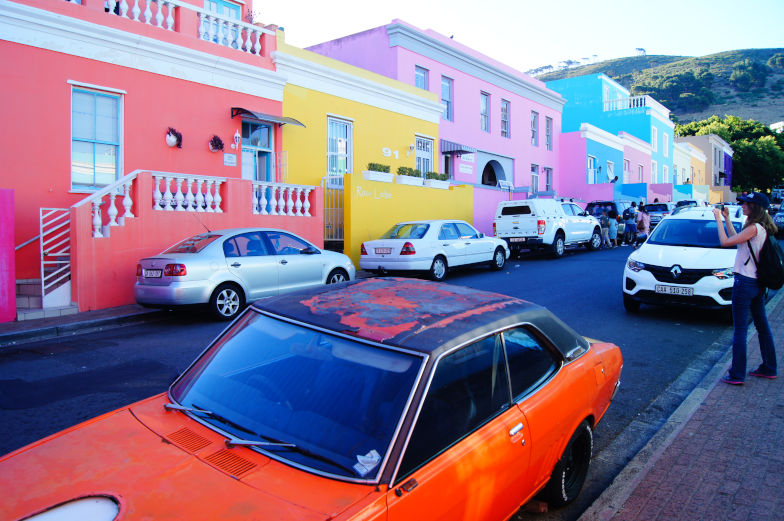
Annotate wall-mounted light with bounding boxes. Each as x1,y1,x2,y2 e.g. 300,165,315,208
231,129,241,150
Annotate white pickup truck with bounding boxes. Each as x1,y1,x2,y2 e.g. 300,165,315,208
493,199,602,258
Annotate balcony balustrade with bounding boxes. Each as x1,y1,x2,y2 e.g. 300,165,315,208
603,95,670,118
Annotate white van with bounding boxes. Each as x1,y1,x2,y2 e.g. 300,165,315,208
493,199,602,258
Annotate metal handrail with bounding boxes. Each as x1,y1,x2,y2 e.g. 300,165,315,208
15,235,40,251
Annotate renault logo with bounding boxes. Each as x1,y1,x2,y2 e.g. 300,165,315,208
670,265,682,278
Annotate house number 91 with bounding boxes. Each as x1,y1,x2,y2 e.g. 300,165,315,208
382,147,399,159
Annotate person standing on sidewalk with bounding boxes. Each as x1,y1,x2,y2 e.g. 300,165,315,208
713,192,779,385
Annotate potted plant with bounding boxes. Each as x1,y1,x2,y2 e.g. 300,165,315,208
208,135,224,153
165,127,182,148
395,166,424,186
362,162,394,182
424,171,450,189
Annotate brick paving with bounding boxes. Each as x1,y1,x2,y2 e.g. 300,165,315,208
604,292,784,521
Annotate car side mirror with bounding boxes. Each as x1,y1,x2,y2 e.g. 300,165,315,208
477,232,485,238
301,246,320,255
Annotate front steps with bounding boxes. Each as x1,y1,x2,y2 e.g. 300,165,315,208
15,279,78,321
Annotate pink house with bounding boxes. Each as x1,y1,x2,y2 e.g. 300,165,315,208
1,0,321,320
307,20,565,235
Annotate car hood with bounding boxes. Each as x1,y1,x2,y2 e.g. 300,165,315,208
631,243,736,269
0,395,377,521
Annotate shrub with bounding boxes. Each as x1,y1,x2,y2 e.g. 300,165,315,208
425,171,449,181
367,162,390,173
397,167,422,177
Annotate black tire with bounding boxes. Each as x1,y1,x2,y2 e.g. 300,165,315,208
587,227,602,251
490,247,506,271
209,283,245,320
429,256,448,281
326,268,349,284
540,421,593,507
551,232,566,258
623,293,641,312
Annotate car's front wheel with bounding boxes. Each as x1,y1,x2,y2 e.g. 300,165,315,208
429,256,448,281
326,268,349,284
490,247,506,271
209,283,245,320
587,228,602,250
540,421,593,507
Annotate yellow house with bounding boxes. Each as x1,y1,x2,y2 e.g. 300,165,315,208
274,32,473,263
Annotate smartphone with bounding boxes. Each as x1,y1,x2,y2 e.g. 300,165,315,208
714,203,724,210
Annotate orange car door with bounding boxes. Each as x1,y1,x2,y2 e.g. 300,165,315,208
387,336,532,521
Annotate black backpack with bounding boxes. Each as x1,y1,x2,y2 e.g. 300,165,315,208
622,207,632,220
748,233,784,290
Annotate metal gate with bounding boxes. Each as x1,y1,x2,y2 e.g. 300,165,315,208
321,175,344,243
40,208,72,308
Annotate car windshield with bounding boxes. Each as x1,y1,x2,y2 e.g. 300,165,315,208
164,233,221,253
648,219,742,248
170,311,423,481
585,202,613,217
381,223,430,239
644,204,670,213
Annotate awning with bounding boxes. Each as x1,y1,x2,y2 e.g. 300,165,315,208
440,139,476,155
231,107,305,127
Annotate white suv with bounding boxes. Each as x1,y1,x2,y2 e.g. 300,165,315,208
622,206,745,313
494,199,601,258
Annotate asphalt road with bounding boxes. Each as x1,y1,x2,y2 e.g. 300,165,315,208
0,245,737,520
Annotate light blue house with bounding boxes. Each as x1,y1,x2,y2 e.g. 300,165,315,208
547,74,676,202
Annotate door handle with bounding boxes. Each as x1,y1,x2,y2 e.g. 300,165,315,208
279,259,288,265
509,423,524,437
231,262,241,267
394,478,418,496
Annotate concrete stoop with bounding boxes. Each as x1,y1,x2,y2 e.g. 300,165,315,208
15,279,79,321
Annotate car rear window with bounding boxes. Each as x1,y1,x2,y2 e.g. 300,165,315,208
585,202,614,217
500,205,531,216
644,204,670,212
164,233,221,253
381,223,430,239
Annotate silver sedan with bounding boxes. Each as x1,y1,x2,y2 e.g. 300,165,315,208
134,228,356,319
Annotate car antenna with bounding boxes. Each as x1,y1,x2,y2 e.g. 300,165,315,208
191,211,211,233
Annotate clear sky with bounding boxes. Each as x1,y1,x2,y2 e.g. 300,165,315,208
253,0,784,74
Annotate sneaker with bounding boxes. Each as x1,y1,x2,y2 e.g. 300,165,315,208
721,375,744,385
749,369,777,379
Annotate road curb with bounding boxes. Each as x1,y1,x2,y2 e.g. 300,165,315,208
0,310,163,348
579,289,784,521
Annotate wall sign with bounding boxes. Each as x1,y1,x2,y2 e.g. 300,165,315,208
459,163,473,174
356,185,392,200
223,153,237,167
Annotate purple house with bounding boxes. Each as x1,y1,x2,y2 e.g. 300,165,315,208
307,19,565,234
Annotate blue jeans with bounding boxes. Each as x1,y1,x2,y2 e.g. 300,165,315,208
729,274,777,380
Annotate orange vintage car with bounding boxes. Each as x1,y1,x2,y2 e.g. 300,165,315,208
0,278,622,521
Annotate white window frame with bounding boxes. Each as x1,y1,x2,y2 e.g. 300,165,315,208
663,164,669,183
623,159,631,183
531,164,539,193
606,161,615,183
441,76,453,121
587,156,597,184
638,164,644,182
415,66,429,90
70,84,123,192
651,126,658,152
415,135,434,174
543,167,553,191
663,133,669,158
651,160,658,183
327,116,353,178
501,99,510,138
531,111,539,146
480,92,490,132
545,116,553,151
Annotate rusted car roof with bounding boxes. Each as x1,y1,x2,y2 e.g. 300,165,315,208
251,278,583,356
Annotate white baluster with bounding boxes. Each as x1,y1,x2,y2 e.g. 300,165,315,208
107,193,119,226
165,1,175,30
302,188,312,216
269,186,278,215
155,1,164,28
294,188,302,216
132,0,141,21
208,15,218,43
185,179,195,211
143,0,152,24
252,186,260,215
174,177,185,211
213,180,223,212
107,0,117,15
205,180,214,213
195,179,205,212
244,26,252,53
119,0,129,18
152,175,162,210
92,202,104,238
259,184,269,215
216,18,224,47
279,187,287,216
253,29,262,55
198,12,209,40
162,176,174,211
123,181,135,218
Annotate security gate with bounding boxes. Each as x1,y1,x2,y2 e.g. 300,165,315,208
40,208,72,308
321,175,344,247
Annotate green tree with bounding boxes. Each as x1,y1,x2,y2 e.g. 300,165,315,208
676,115,784,192
767,53,784,69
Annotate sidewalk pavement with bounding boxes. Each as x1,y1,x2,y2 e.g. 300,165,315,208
582,289,784,521
2,291,782,521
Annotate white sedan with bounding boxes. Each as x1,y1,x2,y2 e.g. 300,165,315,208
360,219,510,281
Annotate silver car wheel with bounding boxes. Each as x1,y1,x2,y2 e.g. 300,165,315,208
327,269,348,284
215,287,240,317
430,256,447,281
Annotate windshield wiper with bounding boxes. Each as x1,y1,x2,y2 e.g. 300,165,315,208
233,433,359,476
165,402,256,436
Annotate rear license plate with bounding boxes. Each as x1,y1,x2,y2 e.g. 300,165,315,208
655,285,693,296
375,248,392,255
509,238,526,243
143,269,162,278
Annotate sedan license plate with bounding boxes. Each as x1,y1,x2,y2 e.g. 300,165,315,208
375,248,392,255
655,285,693,296
143,269,162,278
509,237,526,243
